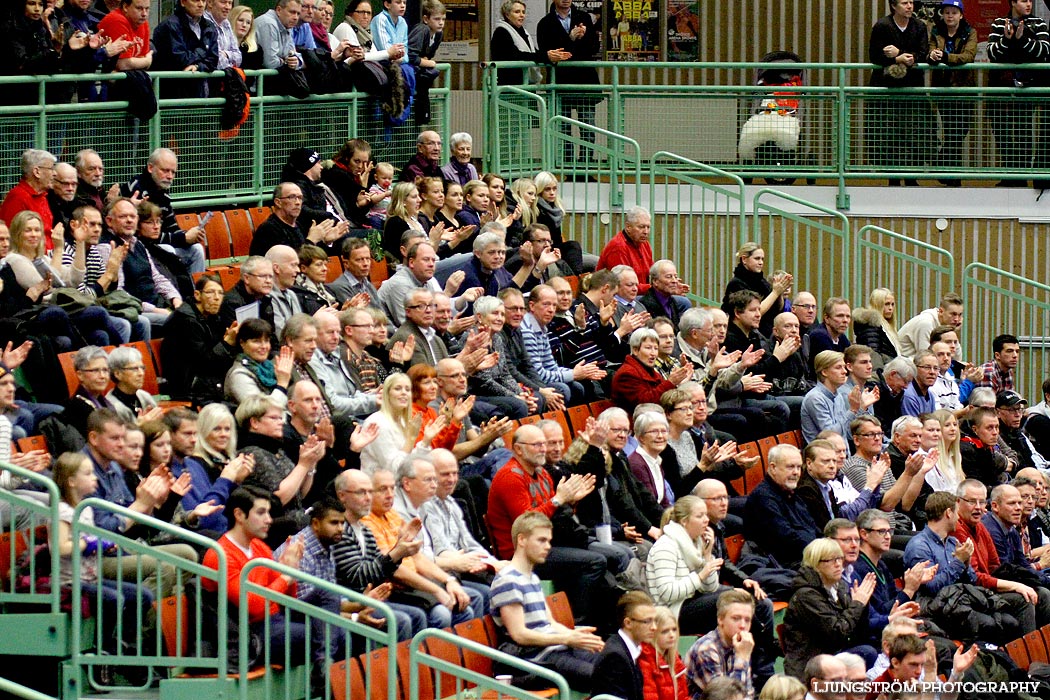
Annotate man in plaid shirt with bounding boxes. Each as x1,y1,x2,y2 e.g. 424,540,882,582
976,333,1019,394
686,589,756,698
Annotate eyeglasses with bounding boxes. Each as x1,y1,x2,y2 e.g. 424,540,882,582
245,271,275,280
353,8,372,14
278,194,304,201
412,476,438,484
819,556,845,564
347,323,372,328
342,488,374,496
608,427,630,435
794,303,816,309
857,431,883,439
79,367,109,374
703,495,729,502
835,537,861,545
504,305,526,312
915,364,939,371
517,441,547,448
862,527,893,536
437,372,467,379
118,365,145,372
407,303,437,310
1001,406,1025,413
957,497,985,507
629,617,657,626
643,429,669,436
672,405,693,412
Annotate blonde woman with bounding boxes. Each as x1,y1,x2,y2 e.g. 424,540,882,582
853,287,901,365
359,372,446,473
230,6,262,70
924,409,964,493
533,170,583,273
638,605,689,700
380,181,424,260
721,242,791,338
758,674,805,700
510,177,539,229
645,496,722,633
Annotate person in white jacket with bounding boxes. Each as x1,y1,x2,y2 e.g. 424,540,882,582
644,495,722,633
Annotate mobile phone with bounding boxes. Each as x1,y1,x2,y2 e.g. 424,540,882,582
199,211,216,227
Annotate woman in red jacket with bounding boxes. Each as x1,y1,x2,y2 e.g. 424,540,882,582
610,328,693,414
639,606,689,700
407,363,464,451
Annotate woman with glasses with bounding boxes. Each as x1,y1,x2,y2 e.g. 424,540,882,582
612,328,692,416
644,496,722,634
162,274,238,403
782,537,877,678
105,345,158,424
62,345,120,438
628,411,676,508
660,388,742,500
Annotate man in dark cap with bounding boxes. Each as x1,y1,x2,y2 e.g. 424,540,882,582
279,147,349,232
997,390,1037,471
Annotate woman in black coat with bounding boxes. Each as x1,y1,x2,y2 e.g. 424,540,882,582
161,275,237,403
489,0,570,85
721,242,792,338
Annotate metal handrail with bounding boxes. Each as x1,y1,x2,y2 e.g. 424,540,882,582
854,225,956,319
0,462,61,611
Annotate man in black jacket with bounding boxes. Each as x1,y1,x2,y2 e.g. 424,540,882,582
218,255,277,333
591,591,654,700
120,148,206,273
248,182,347,257
152,0,219,98
536,0,600,164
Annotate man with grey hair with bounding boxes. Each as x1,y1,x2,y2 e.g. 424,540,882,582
0,149,58,242
219,255,277,331
389,288,449,367
73,148,118,213
120,147,206,273
522,284,605,405
743,443,821,567
597,206,654,293
453,230,517,297
48,163,80,231
309,308,378,423
639,259,690,328
611,264,642,323
791,290,818,336
250,181,347,257
874,355,916,435
393,455,488,616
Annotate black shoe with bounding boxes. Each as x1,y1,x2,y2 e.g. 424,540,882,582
1034,179,1050,190
996,179,1026,188
904,179,919,187
887,179,902,186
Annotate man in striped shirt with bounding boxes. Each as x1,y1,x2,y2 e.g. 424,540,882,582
489,511,603,691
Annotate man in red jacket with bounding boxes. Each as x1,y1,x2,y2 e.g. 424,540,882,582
952,478,1044,633
0,149,57,247
597,207,654,293
202,486,307,664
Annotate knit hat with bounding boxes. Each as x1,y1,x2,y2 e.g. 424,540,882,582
288,148,322,174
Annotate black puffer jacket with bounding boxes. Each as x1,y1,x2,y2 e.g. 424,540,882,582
782,565,869,679
925,582,1021,645
851,307,898,365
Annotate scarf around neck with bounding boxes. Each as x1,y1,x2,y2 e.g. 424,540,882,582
495,20,537,54
662,520,706,571
240,353,277,390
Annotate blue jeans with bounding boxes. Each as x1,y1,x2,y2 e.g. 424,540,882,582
161,242,206,275
10,400,63,439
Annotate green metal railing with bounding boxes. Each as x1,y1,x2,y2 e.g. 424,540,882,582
546,116,642,256
854,226,956,324
0,463,61,611
482,60,1050,207
647,153,747,306
409,628,572,700
751,189,851,307
69,498,229,694
0,66,452,207
0,677,58,700
962,263,1050,402
237,558,398,700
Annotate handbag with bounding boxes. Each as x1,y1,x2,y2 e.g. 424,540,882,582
275,64,311,99
97,290,142,323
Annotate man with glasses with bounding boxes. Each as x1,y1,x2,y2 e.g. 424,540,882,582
592,591,656,700
506,223,570,294
488,424,613,627
389,289,448,366
0,149,58,243
953,479,1048,633
997,390,1037,470
250,182,347,257
219,255,276,333
401,130,443,182
842,416,916,539
853,509,927,643
48,163,80,231
901,350,939,417
498,288,565,412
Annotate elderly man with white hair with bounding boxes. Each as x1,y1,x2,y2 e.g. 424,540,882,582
639,259,691,329
451,229,519,298
0,149,58,243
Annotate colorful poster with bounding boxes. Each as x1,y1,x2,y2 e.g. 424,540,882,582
666,0,698,61
605,0,659,61
579,0,605,57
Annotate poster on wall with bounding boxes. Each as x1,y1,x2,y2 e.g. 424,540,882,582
580,0,605,57
605,0,659,60
434,0,480,61
666,0,699,61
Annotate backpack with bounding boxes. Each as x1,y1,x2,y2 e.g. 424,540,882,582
963,644,1040,700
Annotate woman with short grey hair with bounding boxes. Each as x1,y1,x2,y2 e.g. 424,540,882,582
106,346,158,423
611,328,692,414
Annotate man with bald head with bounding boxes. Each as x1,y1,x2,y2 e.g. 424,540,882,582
390,289,449,366
803,654,848,700
791,291,818,336
267,245,309,334
983,483,1050,593
48,162,80,230
488,423,611,625
282,379,342,503
402,130,443,181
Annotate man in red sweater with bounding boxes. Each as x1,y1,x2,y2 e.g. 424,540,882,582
202,486,307,666
596,207,653,294
952,478,1043,633
0,150,57,247
487,423,619,626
